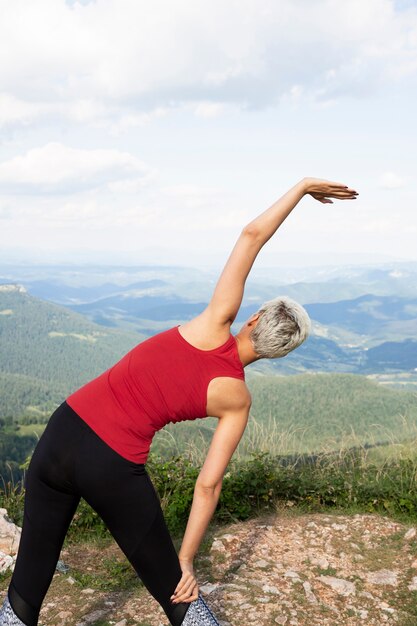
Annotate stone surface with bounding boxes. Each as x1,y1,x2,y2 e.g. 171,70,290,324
317,575,356,596
404,527,416,540
1,511,416,625
366,570,398,586
0,508,21,556
0,551,16,574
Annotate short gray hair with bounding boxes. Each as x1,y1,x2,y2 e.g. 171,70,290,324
249,296,311,359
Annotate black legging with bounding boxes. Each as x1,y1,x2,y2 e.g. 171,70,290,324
7,401,190,626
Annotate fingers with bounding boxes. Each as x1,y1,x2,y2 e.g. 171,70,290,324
321,189,358,197
313,190,358,201
171,574,199,604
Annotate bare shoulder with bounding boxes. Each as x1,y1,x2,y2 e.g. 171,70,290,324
178,308,231,350
206,377,252,417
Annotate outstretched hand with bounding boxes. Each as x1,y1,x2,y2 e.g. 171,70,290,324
303,177,358,204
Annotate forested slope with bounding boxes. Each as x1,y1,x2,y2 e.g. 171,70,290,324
0,285,141,416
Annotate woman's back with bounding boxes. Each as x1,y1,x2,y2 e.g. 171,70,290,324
66,325,245,464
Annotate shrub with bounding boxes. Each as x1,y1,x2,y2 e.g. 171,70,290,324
1,448,417,543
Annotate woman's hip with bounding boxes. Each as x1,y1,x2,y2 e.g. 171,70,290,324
26,401,151,498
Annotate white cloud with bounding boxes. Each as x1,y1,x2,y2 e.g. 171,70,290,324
379,171,406,189
193,102,227,118
0,94,49,129
0,0,416,131
0,142,155,194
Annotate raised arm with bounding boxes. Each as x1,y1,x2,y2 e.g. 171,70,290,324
205,177,358,327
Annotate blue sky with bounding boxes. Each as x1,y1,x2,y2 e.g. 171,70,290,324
0,0,416,268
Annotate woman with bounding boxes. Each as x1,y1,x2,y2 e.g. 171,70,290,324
0,177,358,626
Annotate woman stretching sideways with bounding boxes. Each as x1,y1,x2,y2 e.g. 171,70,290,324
0,177,358,626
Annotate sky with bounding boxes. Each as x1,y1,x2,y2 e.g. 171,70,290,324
0,0,416,269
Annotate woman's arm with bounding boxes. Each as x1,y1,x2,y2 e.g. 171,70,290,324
170,382,251,605
204,177,358,327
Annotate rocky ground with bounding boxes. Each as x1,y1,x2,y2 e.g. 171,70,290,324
2,507,417,625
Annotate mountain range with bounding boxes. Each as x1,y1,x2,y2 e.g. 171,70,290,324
0,261,416,417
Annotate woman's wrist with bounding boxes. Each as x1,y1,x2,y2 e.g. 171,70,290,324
299,177,312,194
178,555,194,564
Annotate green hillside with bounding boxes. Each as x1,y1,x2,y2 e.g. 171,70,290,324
245,372,417,451
0,285,142,416
1,285,417,462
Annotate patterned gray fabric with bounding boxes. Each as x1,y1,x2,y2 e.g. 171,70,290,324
181,592,221,626
0,594,26,626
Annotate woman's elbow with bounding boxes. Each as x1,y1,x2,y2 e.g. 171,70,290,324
241,223,261,240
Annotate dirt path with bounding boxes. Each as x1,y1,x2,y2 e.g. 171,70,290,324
2,510,417,625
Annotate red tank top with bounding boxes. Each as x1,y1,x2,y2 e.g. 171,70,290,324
66,325,245,464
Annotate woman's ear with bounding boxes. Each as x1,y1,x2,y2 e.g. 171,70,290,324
247,312,261,327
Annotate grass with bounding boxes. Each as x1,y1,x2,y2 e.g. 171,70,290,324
152,408,417,468
2,416,417,546
70,555,141,591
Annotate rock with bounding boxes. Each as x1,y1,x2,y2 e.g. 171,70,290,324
310,557,329,569
254,559,269,568
284,570,301,581
81,588,96,594
200,582,218,595
0,508,21,556
211,539,226,552
80,609,109,623
56,610,73,624
306,521,319,529
0,551,16,574
56,559,70,573
220,534,237,543
115,620,127,626
262,584,280,595
303,581,318,604
317,576,356,596
404,527,416,540
366,569,398,586
359,591,375,600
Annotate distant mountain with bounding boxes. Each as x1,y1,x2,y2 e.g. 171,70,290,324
364,340,417,372
1,265,417,420
3,261,417,303
305,294,417,335
70,294,207,324
20,278,168,305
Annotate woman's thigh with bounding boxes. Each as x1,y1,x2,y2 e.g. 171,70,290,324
74,417,190,626
9,402,84,625
10,401,190,626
